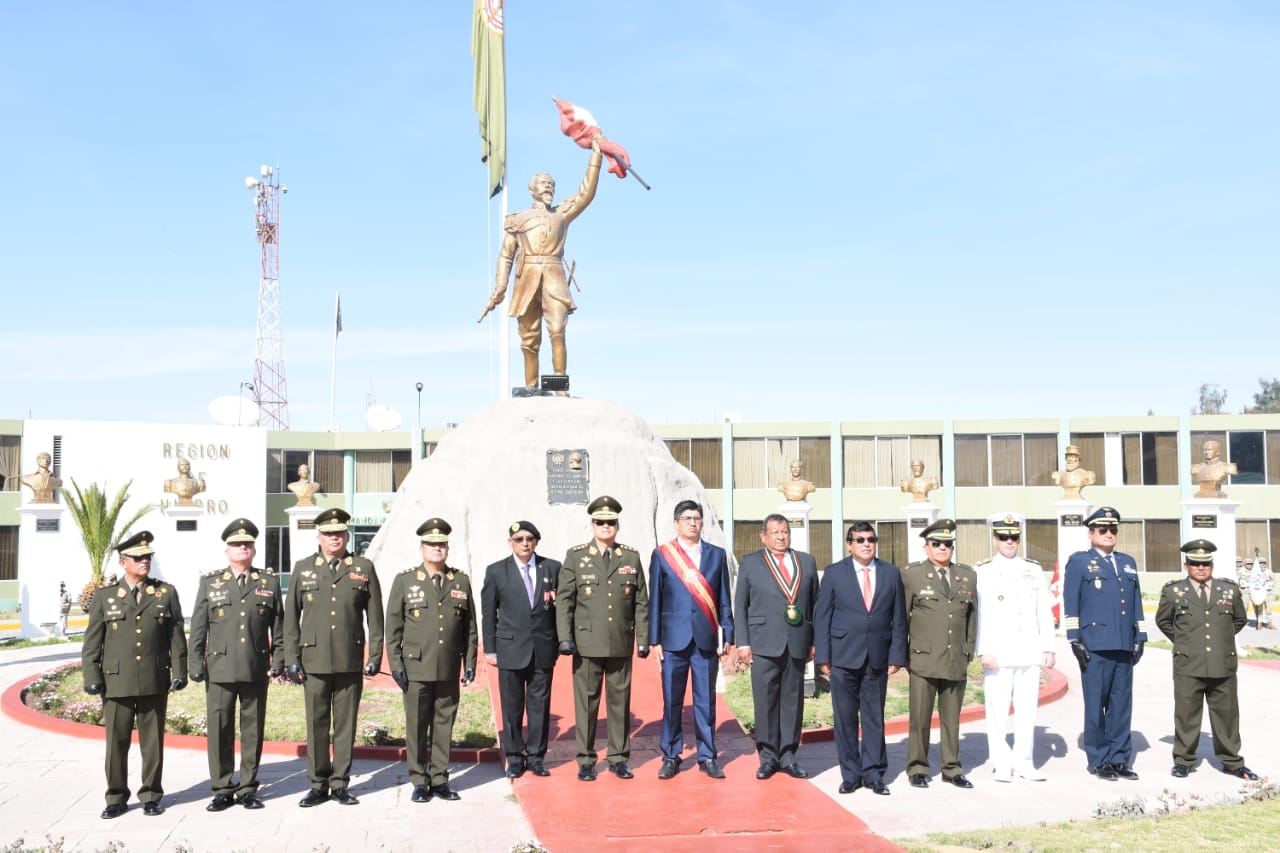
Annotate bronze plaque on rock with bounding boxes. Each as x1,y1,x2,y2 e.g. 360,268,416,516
547,449,590,505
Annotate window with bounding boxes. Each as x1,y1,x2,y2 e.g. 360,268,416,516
843,435,942,488
875,521,908,568
267,449,345,493
1229,432,1265,485
955,434,1057,487
1114,519,1179,572
0,436,19,491
264,526,290,574
664,438,723,488
1120,432,1177,485
955,521,990,566
354,450,412,492
1067,434,1107,486
422,441,437,459
732,437,830,489
0,526,16,580
1025,520,1058,569
809,521,832,570
732,520,763,564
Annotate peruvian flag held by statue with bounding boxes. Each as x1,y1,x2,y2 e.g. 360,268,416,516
1050,561,1063,627
552,97,634,180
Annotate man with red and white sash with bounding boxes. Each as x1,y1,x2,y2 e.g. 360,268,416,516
647,500,735,780
734,513,820,780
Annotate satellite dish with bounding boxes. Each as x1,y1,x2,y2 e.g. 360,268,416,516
365,405,403,431
208,395,261,426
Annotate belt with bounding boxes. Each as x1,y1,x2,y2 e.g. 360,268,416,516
520,255,564,264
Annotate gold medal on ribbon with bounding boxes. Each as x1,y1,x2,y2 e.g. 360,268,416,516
785,604,801,626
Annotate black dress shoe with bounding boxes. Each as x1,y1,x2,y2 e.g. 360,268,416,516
608,762,634,779
870,781,891,795
237,793,265,810
207,794,235,812
943,774,974,789
657,758,680,780
100,803,128,820
838,780,861,794
1110,764,1139,781
909,773,929,788
410,785,432,803
430,784,461,801
578,764,597,781
781,763,808,779
1171,765,1190,778
299,789,329,807
756,762,778,780
142,801,164,816
1089,765,1118,780
528,759,550,777
332,789,359,805
698,759,725,779
1227,766,1259,781
506,760,525,779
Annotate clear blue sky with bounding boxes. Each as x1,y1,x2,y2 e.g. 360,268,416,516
3,2,1277,430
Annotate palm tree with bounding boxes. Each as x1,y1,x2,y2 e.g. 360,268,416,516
61,479,154,610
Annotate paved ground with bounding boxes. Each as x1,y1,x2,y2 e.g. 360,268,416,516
2,620,1276,852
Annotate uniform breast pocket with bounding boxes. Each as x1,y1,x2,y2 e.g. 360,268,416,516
621,584,636,600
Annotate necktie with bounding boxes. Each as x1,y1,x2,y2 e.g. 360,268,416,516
778,552,791,585
938,567,951,597
861,566,873,607
433,574,443,593
237,573,247,592
134,586,142,605
1200,582,1210,605
522,563,536,606
329,557,342,576
1107,555,1119,577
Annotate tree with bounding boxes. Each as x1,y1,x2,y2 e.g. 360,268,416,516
61,479,154,609
1191,383,1228,415
1245,377,1280,414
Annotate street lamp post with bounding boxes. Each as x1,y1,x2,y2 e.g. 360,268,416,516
414,382,424,461
238,382,256,427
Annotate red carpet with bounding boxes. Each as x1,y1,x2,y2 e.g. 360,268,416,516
487,655,903,852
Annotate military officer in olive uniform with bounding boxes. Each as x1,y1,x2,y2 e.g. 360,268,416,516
557,495,650,781
283,508,384,807
901,519,977,789
387,518,478,803
188,519,284,811
1156,540,1257,781
1063,507,1147,781
82,531,188,819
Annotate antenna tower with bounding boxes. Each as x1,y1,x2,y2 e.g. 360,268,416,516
244,164,290,429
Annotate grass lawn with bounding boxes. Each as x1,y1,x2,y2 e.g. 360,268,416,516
724,659,988,733
29,664,497,747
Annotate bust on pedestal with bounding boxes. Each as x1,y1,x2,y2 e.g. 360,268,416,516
20,452,62,504
1052,446,1096,572
1184,441,1241,583
164,459,206,507
287,464,321,506
899,459,940,564
776,459,814,553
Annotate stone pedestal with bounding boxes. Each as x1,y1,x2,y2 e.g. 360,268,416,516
287,505,323,568
1182,498,1241,583
1054,499,1094,572
903,503,940,564
157,505,209,595
16,504,69,638
778,501,812,554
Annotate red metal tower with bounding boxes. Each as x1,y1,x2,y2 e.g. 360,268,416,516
245,165,290,429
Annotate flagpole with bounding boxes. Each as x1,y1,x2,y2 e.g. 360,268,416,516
328,290,340,431
498,183,509,398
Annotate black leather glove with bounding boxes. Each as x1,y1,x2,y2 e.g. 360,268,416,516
191,672,206,683
392,669,410,692
363,661,380,677
558,641,576,656
461,667,475,686
268,664,284,679
287,664,306,685
1132,642,1144,665
636,646,650,659
85,683,104,696
170,678,187,692
1070,642,1090,671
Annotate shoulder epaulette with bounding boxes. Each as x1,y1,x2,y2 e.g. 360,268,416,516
1025,557,1041,566
619,544,637,552
1218,578,1240,587
570,543,590,552
204,568,225,578
973,557,993,568
260,567,277,576
399,566,417,575
1163,577,1183,588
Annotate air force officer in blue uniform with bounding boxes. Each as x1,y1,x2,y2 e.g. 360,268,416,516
647,500,734,780
1063,507,1147,781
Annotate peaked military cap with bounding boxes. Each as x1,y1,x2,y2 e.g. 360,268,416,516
588,495,622,521
991,514,1023,535
222,518,259,543
920,518,957,541
1180,539,1216,564
315,507,351,533
509,520,541,540
1064,445,1082,457
1085,506,1121,526
417,517,452,543
117,530,156,557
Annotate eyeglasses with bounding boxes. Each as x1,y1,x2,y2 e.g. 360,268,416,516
927,540,954,549
510,536,535,544
847,536,878,544
995,534,1021,542
592,519,618,527
1090,525,1119,535
678,516,704,524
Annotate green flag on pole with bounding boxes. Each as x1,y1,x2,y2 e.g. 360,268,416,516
472,0,506,198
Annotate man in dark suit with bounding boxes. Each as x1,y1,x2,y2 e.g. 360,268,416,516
815,522,906,795
481,520,560,779
734,513,820,780
283,508,384,807
387,518,478,803
1063,506,1146,781
188,519,284,811
81,531,187,819
647,500,734,780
